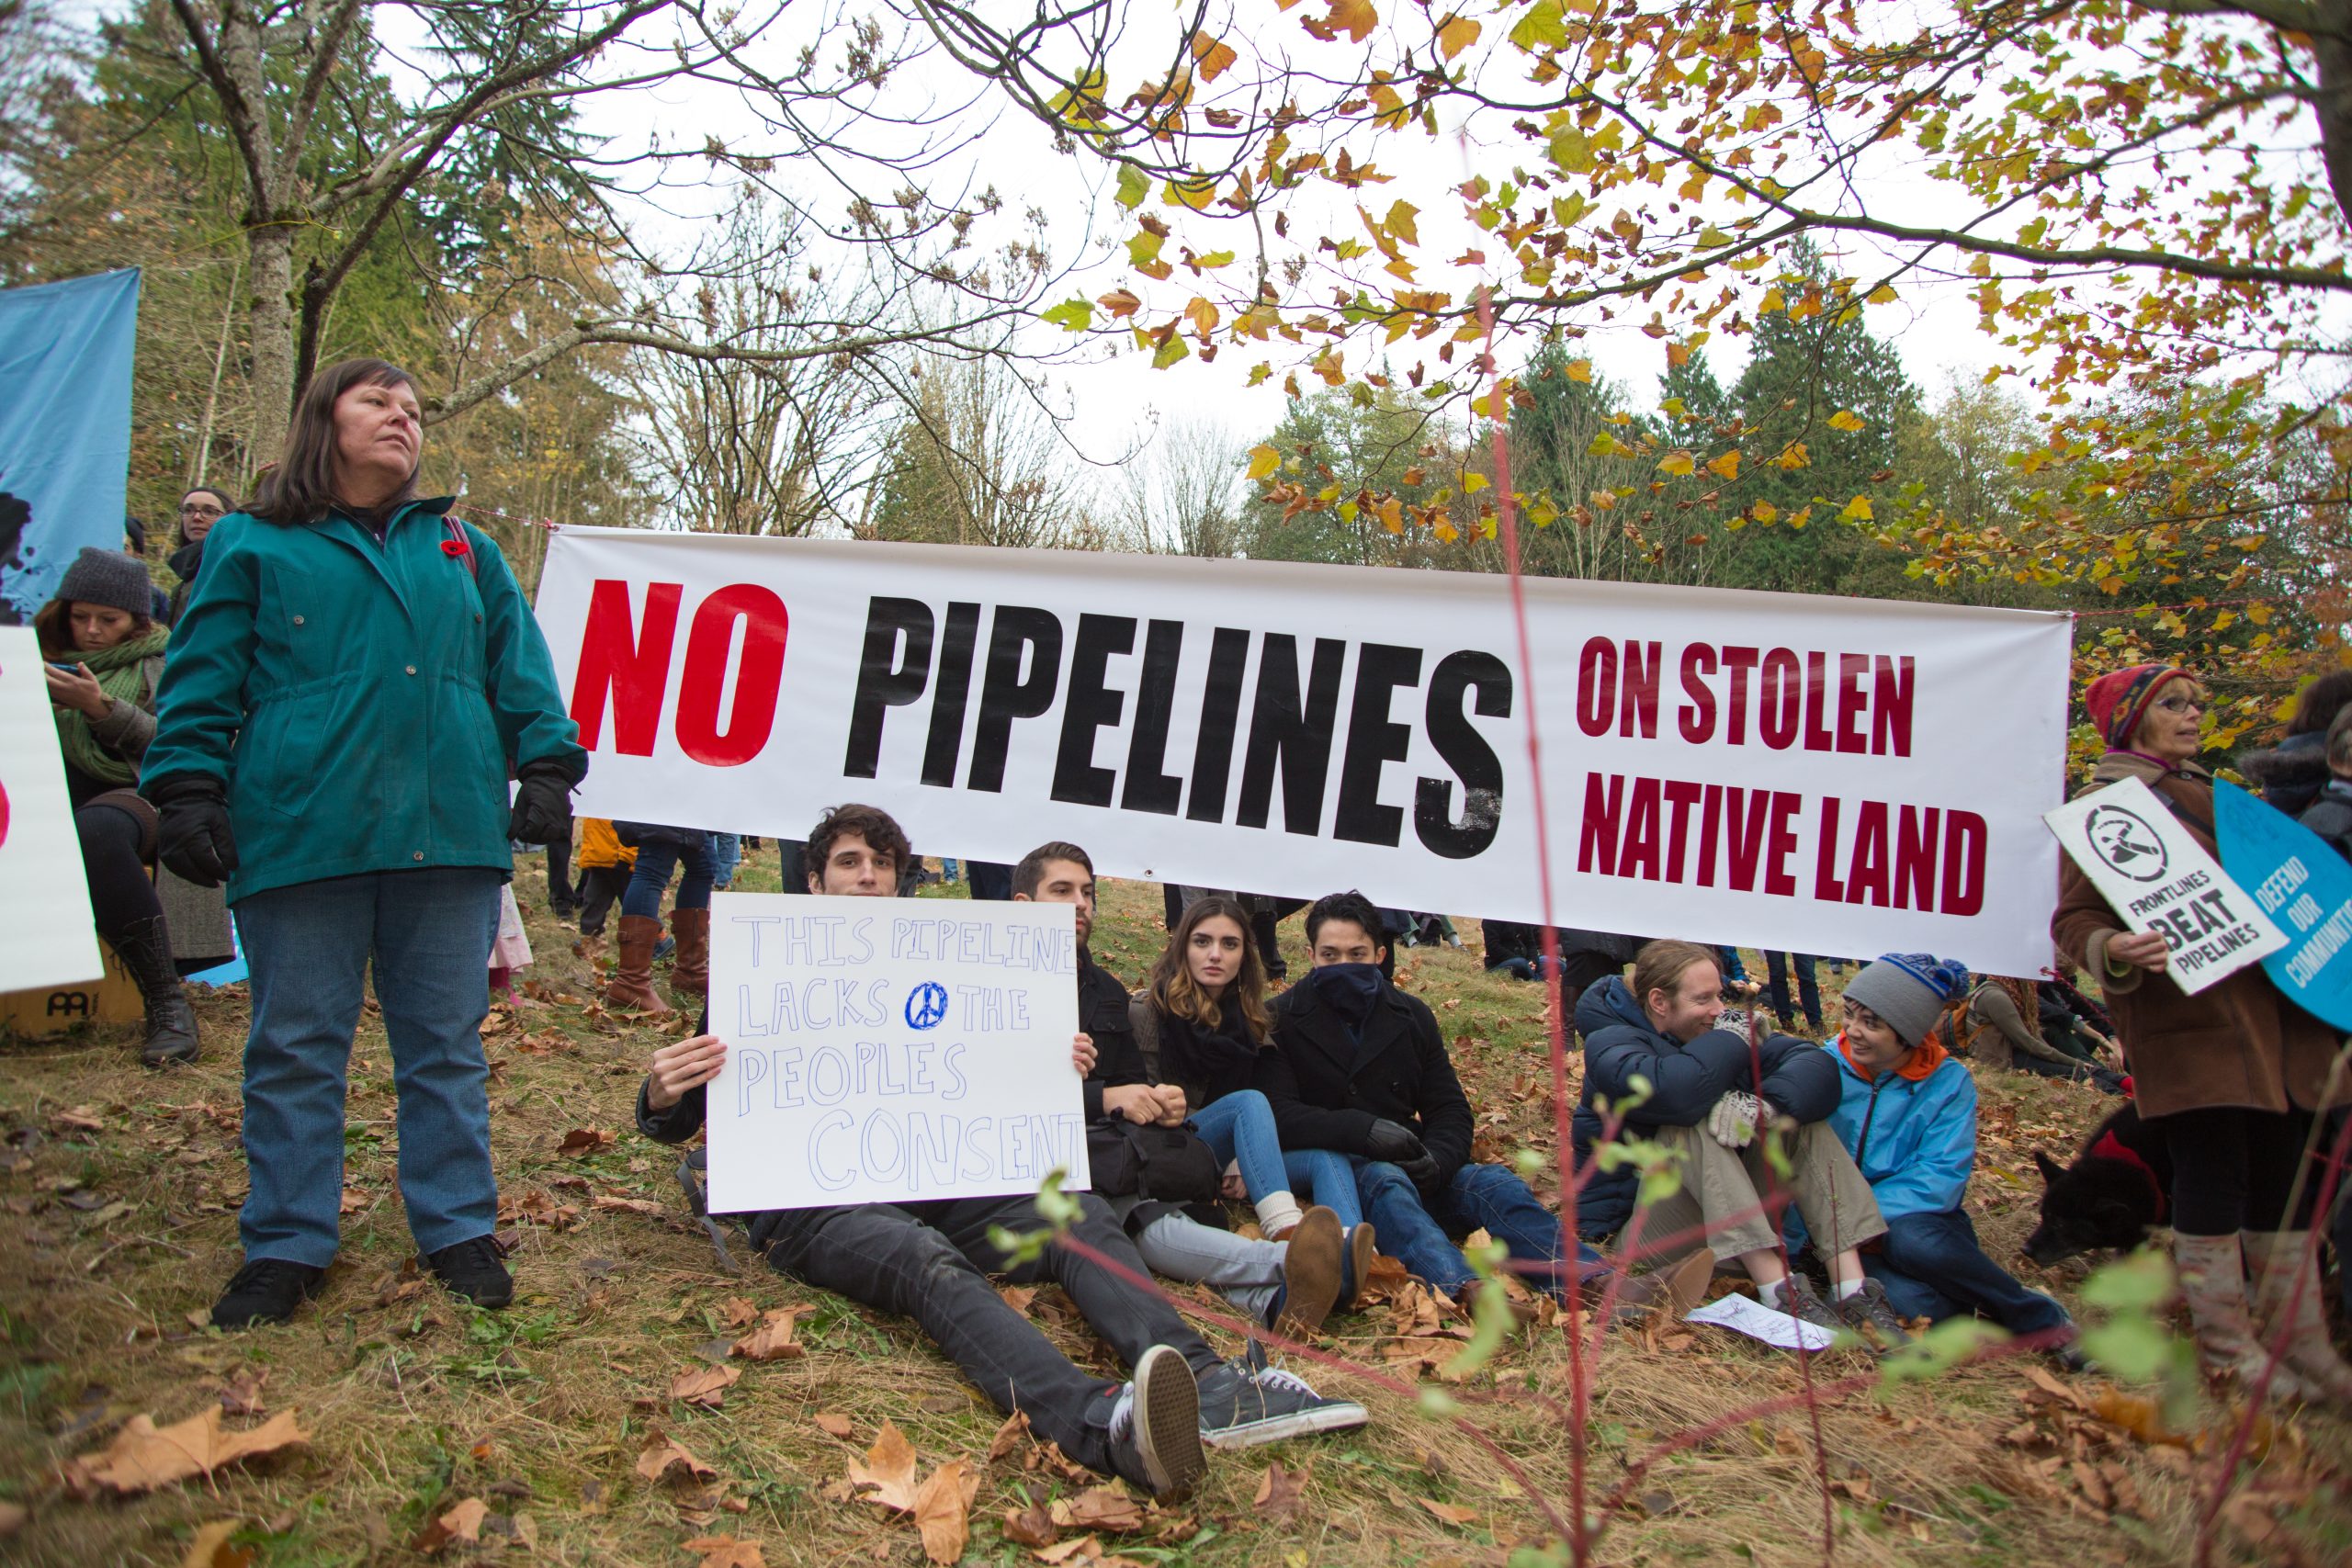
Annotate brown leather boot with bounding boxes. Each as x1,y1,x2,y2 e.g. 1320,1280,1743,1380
605,914,673,1013
2246,1231,2352,1408
669,908,710,1005
2175,1232,2321,1402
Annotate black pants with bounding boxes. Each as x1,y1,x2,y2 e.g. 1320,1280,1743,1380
1767,953,1822,1031
577,866,631,937
967,861,1015,901
544,824,578,912
2157,1104,2317,1236
2009,1051,2128,1095
754,1191,1216,1471
75,801,163,940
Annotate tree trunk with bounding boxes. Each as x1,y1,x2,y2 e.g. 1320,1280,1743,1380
245,220,297,463
2315,2,2352,232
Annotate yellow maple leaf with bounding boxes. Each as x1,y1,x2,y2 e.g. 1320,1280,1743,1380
1247,445,1281,481
1437,15,1481,60
1827,409,1865,433
1566,357,1593,383
1840,494,1873,522
1657,451,1696,476
1189,31,1239,83
1329,0,1378,44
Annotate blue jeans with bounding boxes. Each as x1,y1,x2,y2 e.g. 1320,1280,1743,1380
1865,1209,2068,1337
622,834,716,919
1186,1090,1291,1203
1358,1158,1604,1299
1283,1149,1366,1230
709,832,741,890
233,869,503,1267
1715,946,1747,984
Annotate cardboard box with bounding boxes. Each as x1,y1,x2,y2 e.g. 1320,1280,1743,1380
0,939,143,1036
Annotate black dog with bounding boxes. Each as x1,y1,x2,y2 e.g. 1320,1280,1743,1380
2023,1101,2174,1266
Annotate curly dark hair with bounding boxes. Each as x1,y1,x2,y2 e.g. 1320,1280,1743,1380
803,803,911,889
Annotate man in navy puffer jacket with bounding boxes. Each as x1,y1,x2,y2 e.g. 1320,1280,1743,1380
1574,941,1904,1345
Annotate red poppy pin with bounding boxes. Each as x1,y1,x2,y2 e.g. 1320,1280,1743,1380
441,538,469,558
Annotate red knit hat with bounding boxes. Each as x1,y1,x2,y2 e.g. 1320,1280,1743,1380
2084,664,2192,750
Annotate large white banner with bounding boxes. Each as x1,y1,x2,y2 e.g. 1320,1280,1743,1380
0,626,103,989
536,529,2074,973
703,893,1086,1213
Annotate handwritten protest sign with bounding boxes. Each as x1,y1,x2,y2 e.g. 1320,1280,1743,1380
2213,779,2352,1030
2043,774,2284,995
703,892,1087,1213
0,626,103,992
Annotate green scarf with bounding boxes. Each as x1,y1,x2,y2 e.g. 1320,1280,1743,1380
53,626,170,786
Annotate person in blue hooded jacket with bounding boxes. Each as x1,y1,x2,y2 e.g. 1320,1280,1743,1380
141,359,584,1331
1812,955,2075,1351
1577,940,1904,1345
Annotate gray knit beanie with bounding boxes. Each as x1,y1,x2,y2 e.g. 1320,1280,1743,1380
56,546,153,618
1840,953,1971,1048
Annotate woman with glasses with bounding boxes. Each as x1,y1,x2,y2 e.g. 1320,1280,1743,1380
165,486,235,626
2054,666,2349,1404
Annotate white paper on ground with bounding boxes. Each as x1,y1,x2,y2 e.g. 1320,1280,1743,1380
1687,1291,1839,1351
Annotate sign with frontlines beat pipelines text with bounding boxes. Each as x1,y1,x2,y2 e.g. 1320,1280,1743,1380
533,527,2074,973
2043,774,2286,995
2212,779,2352,1030
702,893,1088,1213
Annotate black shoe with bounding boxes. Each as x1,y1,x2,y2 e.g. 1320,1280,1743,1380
212,1258,326,1328
107,914,199,1066
1195,1358,1369,1450
1105,1345,1205,1497
425,1235,514,1308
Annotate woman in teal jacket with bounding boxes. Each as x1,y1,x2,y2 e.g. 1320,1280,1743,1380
1820,954,2074,1350
141,358,585,1330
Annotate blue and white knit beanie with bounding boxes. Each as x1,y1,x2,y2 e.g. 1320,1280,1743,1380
1841,953,1971,1048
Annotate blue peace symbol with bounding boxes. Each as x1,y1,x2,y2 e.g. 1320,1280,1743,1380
905,981,950,1031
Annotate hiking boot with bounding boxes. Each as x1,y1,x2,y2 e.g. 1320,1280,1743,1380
1770,1275,1849,1341
2245,1231,2352,1408
669,908,711,1005
1834,1277,1915,1353
1195,1358,1369,1449
1105,1345,1205,1497
211,1258,326,1328
107,915,198,1066
1275,1205,1343,1337
425,1235,514,1309
606,914,673,1013
2177,1232,2324,1402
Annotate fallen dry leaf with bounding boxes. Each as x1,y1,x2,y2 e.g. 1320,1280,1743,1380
913,1458,978,1565
413,1497,489,1554
1002,1498,1058,1548
591,1192,663,1215
1415,1496,1478,1526
217,1367,266,1417
814,1411,855,1439
847,1421,922,1512
719,1297,762,1329
988,1410,1033,1461
730,1308,808,1362
635,1430,718,1486
1050,1485,1145,1534
683,1537,768,1568
0,1502,25,1540
58,1406,308,1499
52,1107,106,1133
669,1365,743,1408
178,1520,254,1568
557,1127,616,1157
1252,1460,1307,1527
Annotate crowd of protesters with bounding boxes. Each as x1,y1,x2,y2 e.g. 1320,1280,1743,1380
28,354,2352,1499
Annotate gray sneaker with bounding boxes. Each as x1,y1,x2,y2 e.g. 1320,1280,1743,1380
1774,1275,1850,1341
1105,1345,1205,1496
1196,1359,1370,1450
1835,1277,1914,1353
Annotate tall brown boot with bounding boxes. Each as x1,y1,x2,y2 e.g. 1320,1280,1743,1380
2175,1232,2321,1402
2246,1231,2352,1408
605,914,673,1014
669,908,710,1006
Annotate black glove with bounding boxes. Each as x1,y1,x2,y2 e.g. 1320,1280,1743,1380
508,760,575,846
1364,1118,1428,1164
1398,1152,1444,1192
147,773,238,887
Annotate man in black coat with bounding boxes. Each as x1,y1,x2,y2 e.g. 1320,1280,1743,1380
1263,891,1667,1308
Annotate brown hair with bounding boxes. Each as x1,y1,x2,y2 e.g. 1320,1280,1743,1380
247,358,420,525
2289,670,2352,737
1631,940,1719,1015
34,598,153,658
1148,895,1270,1038
1013,840,1093,897
176,485,239,545
803,803,911,888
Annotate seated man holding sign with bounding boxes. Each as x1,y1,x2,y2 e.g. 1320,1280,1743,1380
637,805,1361,1498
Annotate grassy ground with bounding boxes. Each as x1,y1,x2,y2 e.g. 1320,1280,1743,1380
3,847,2347,1566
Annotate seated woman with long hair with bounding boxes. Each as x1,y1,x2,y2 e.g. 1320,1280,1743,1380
1138,898,1374,1292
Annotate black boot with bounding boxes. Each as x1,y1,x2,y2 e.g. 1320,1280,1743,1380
107,915,198,1066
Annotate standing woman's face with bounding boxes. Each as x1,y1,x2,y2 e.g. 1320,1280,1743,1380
178,491,227,543
332,378,423,503
1186,915,1248,997
2132,684,2208,765
71,604,137,650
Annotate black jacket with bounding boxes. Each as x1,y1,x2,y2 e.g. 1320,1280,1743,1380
1570,976,1840,1235
2243,732,2332,818
1263,976,1476,1185
1077,951,1149,1121
2298,777,2352,866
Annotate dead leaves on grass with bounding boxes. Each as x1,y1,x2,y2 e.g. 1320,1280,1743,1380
636,1430,718,1486
729,1306,809,1361
684,1538,767,1568
831,1420,979,1565
58,1405,307,1499
666,1365,742,1408
1252,1460,1308,1527
556,1127,615,1157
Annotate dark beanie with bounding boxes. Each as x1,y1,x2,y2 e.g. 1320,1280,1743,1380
56,546,154,618
1842,953,1971,1048
2084,664,2191,750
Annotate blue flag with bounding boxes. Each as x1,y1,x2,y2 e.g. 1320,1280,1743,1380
0,269,141,625
2213,778,2352,1032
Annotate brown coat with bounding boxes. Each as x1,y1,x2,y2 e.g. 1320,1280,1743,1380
2052,751,2344,1119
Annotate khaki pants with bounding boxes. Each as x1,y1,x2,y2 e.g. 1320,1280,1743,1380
1626,1122,1885,1267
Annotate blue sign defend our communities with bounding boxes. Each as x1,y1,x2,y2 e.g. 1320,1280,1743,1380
0,269,141,625
2213,779,2352,1032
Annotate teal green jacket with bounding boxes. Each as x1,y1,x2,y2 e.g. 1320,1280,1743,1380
141,498,586,903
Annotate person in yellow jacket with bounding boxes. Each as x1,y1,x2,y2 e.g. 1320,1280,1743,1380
573,818,636,960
